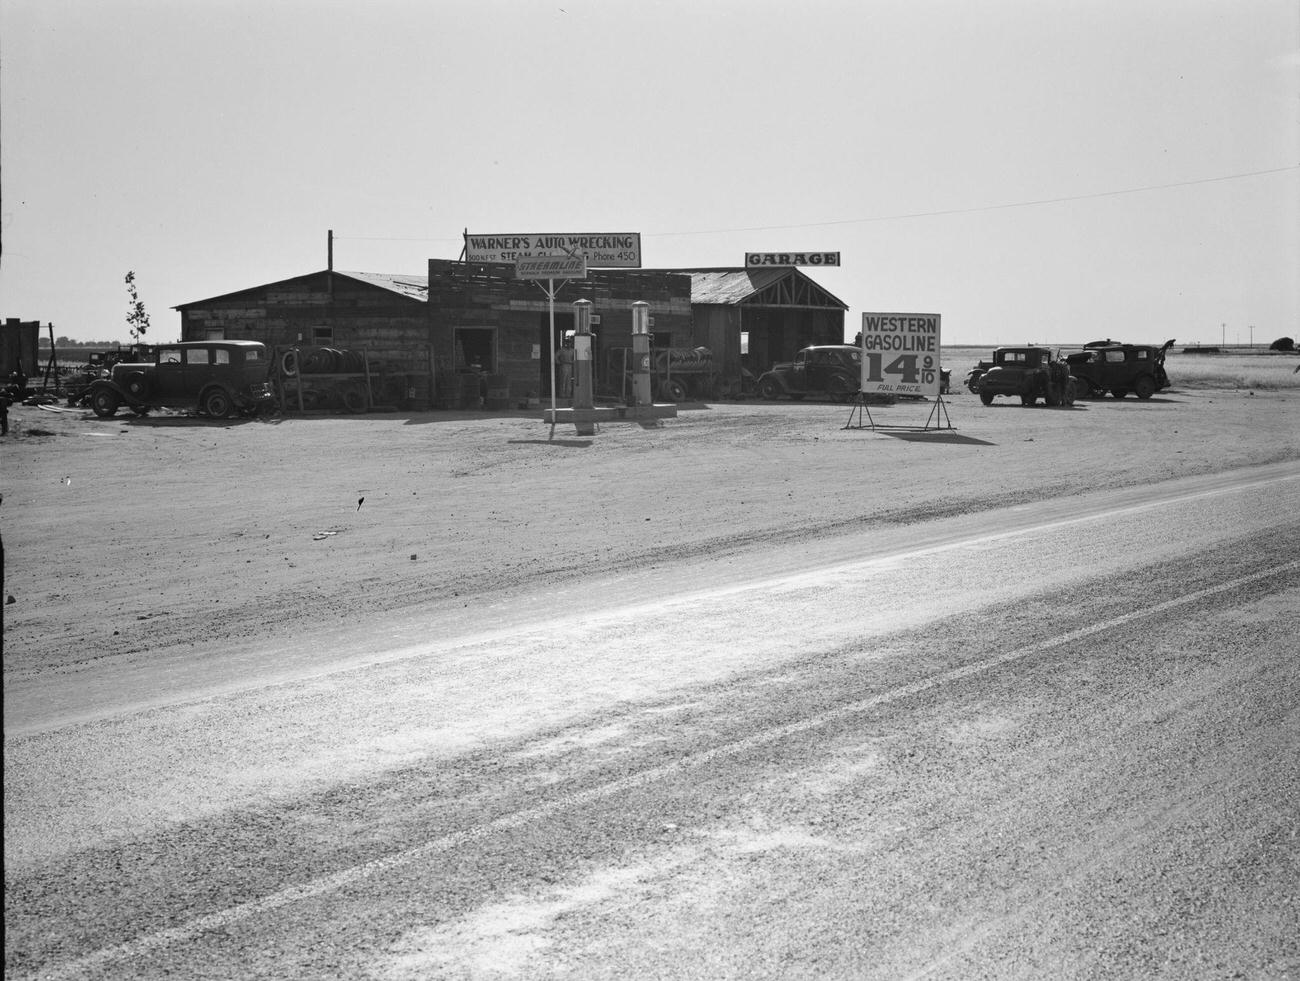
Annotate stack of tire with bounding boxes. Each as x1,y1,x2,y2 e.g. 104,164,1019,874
279,347,370,413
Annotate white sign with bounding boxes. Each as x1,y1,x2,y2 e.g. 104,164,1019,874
515,254,587,280
466,233,641,267
745,252,840,267
859,312,942,398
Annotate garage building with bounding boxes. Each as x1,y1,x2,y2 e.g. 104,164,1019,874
175,260,846,407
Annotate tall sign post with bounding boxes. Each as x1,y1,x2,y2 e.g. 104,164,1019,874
630,301,652,406
511,252,588,422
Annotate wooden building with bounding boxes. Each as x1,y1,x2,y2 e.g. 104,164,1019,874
669,268,848,384
176,270,435,401
174,261,847,407
425,258,693,404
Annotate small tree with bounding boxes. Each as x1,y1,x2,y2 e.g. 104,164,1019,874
1269,336,1295,352
125,270,151,343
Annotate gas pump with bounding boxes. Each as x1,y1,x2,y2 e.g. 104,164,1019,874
631,301,652,407
572,299,594,436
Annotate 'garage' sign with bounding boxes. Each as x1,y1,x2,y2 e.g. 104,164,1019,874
744,252,840,267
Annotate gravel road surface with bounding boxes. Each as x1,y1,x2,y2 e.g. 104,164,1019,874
6,455,1298,980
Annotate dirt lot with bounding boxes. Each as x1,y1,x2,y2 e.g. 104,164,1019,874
5,384,1300,980
3,385,1297,681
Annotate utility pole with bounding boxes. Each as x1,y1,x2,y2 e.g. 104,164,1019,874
1221,322,1225,347
1249,325,1255,348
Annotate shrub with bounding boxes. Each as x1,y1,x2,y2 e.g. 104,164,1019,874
1269,337,1295,352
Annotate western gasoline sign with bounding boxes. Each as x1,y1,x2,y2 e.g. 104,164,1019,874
859,312,942,398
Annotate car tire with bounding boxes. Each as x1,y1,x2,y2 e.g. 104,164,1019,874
758,378,782,401
1134,375,1156,399
91,389,119,418
342,385,368,414
827,375,855,403
1021,394,1036,406
663,379,688,403
203,388,233,419
980,392,995,406
1112,388,1128,399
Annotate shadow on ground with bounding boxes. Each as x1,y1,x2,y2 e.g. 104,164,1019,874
870,430,997,446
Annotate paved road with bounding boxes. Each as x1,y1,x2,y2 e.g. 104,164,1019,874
6,462,1299,979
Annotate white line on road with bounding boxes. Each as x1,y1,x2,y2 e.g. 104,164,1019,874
31,559,1299,981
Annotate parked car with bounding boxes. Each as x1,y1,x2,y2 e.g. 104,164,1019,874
757,345,862,402
64,344,156,407
976,346,1077,407
965,359,993,394
1064,339,1175,399
86,341,276,419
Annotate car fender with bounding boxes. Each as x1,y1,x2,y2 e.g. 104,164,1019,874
86,377,143,406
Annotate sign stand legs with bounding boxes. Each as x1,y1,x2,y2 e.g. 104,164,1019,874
923,394,954,431
842,392,877,431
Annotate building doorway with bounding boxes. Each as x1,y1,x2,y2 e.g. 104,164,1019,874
454,327,496,372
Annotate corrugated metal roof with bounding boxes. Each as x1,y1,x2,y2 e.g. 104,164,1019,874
175,270,430,309
658,267,847,309
337,271,429,302
685,269,786,305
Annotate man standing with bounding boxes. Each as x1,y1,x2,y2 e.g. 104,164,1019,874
556,336,575,402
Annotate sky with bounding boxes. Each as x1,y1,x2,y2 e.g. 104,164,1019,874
2,0,1297,347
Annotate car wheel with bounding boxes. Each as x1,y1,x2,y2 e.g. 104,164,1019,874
827,375,855,403
1021,394,1036,406
1111,388,1128,399
758,378,782,400
203,388,233,419
980,392,995,406
1134,375,1156,399
342,385,368,414
91,389,119,418
663,379,688,403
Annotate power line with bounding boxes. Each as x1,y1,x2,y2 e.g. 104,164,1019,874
650,165,1300,237
329,165,1298,244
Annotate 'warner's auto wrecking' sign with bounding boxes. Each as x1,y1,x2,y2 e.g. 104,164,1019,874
465,233,641,267
745,252,840,267
859,312,942,398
